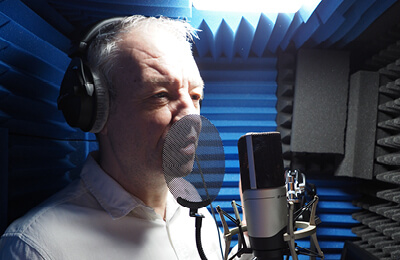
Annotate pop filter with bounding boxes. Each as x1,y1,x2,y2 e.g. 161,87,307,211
162,114,225,209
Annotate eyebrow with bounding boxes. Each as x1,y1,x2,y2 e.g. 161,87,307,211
193,79,205,89
140,78,204,92
191,80,205,99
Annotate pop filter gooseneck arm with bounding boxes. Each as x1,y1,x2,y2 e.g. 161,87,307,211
176,156,211,260
194,154,211,260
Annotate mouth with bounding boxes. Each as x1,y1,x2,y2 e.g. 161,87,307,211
162,115,203,177
181,141,197,156
162,129,198,159
180,127,200,154
162,134,198,178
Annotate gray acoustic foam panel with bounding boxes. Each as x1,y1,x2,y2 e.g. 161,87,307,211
336,71,380,179
291,49,350,154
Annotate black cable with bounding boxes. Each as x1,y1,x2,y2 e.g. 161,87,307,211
209,201,225,260
194,154,224,259
293,196,317,221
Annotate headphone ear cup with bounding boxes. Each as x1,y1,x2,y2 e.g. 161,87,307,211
58,57,109,133
90,70,109,133
58,17,123,133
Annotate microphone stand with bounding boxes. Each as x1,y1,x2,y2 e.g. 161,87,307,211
216,196,324,260
216,201,251,260
283,195,324,260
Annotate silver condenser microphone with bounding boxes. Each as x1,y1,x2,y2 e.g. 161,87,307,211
238,132,287,260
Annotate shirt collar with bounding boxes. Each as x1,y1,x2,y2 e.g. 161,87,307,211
80,152,180,221
80,152,147,220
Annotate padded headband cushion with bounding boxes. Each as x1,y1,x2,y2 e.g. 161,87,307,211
90,69,109,133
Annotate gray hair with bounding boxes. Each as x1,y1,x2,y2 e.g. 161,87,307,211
86,15,199,99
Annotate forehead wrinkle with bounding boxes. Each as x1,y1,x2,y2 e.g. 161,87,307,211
116,29,204,95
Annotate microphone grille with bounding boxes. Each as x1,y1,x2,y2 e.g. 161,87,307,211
238,132,285,190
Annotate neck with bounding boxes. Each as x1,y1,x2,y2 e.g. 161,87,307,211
98,148,169,219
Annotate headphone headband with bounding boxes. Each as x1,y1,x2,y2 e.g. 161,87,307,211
76,17,125,56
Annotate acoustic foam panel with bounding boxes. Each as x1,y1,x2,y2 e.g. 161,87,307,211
0,127,8,235
335,71,380,179
291,49,349,154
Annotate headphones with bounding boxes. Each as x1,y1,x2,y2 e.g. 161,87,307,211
57,17,124,133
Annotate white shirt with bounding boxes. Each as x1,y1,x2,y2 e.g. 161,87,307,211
0,154,224,260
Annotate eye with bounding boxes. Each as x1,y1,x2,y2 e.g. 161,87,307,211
191,94,201,101
153,92,169,99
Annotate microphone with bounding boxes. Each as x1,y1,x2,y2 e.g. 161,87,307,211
237,132,287,260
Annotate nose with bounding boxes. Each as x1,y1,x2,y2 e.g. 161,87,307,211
172,92,199,124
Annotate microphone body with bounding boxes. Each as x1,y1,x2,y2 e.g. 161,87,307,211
238,132,287,260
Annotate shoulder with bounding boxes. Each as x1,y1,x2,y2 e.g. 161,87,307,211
0,179,95,259
0,234,48,260
7,179,88,231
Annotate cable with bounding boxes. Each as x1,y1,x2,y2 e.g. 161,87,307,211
209,200,225,260
196,154,224,259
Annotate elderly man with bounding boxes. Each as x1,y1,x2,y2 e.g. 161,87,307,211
0,15,223,259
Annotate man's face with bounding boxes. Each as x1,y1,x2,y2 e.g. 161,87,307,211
101,26,204,178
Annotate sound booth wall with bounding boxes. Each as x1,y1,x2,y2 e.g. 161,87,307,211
0,0,98,234
1,1,400,259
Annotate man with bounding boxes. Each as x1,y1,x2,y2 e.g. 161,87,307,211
0,15,223,259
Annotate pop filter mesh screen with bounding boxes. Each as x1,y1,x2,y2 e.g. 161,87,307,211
163,114,225,209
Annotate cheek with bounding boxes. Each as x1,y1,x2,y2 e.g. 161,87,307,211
152,111,173,133
108,101,174,147
137,109,173,141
